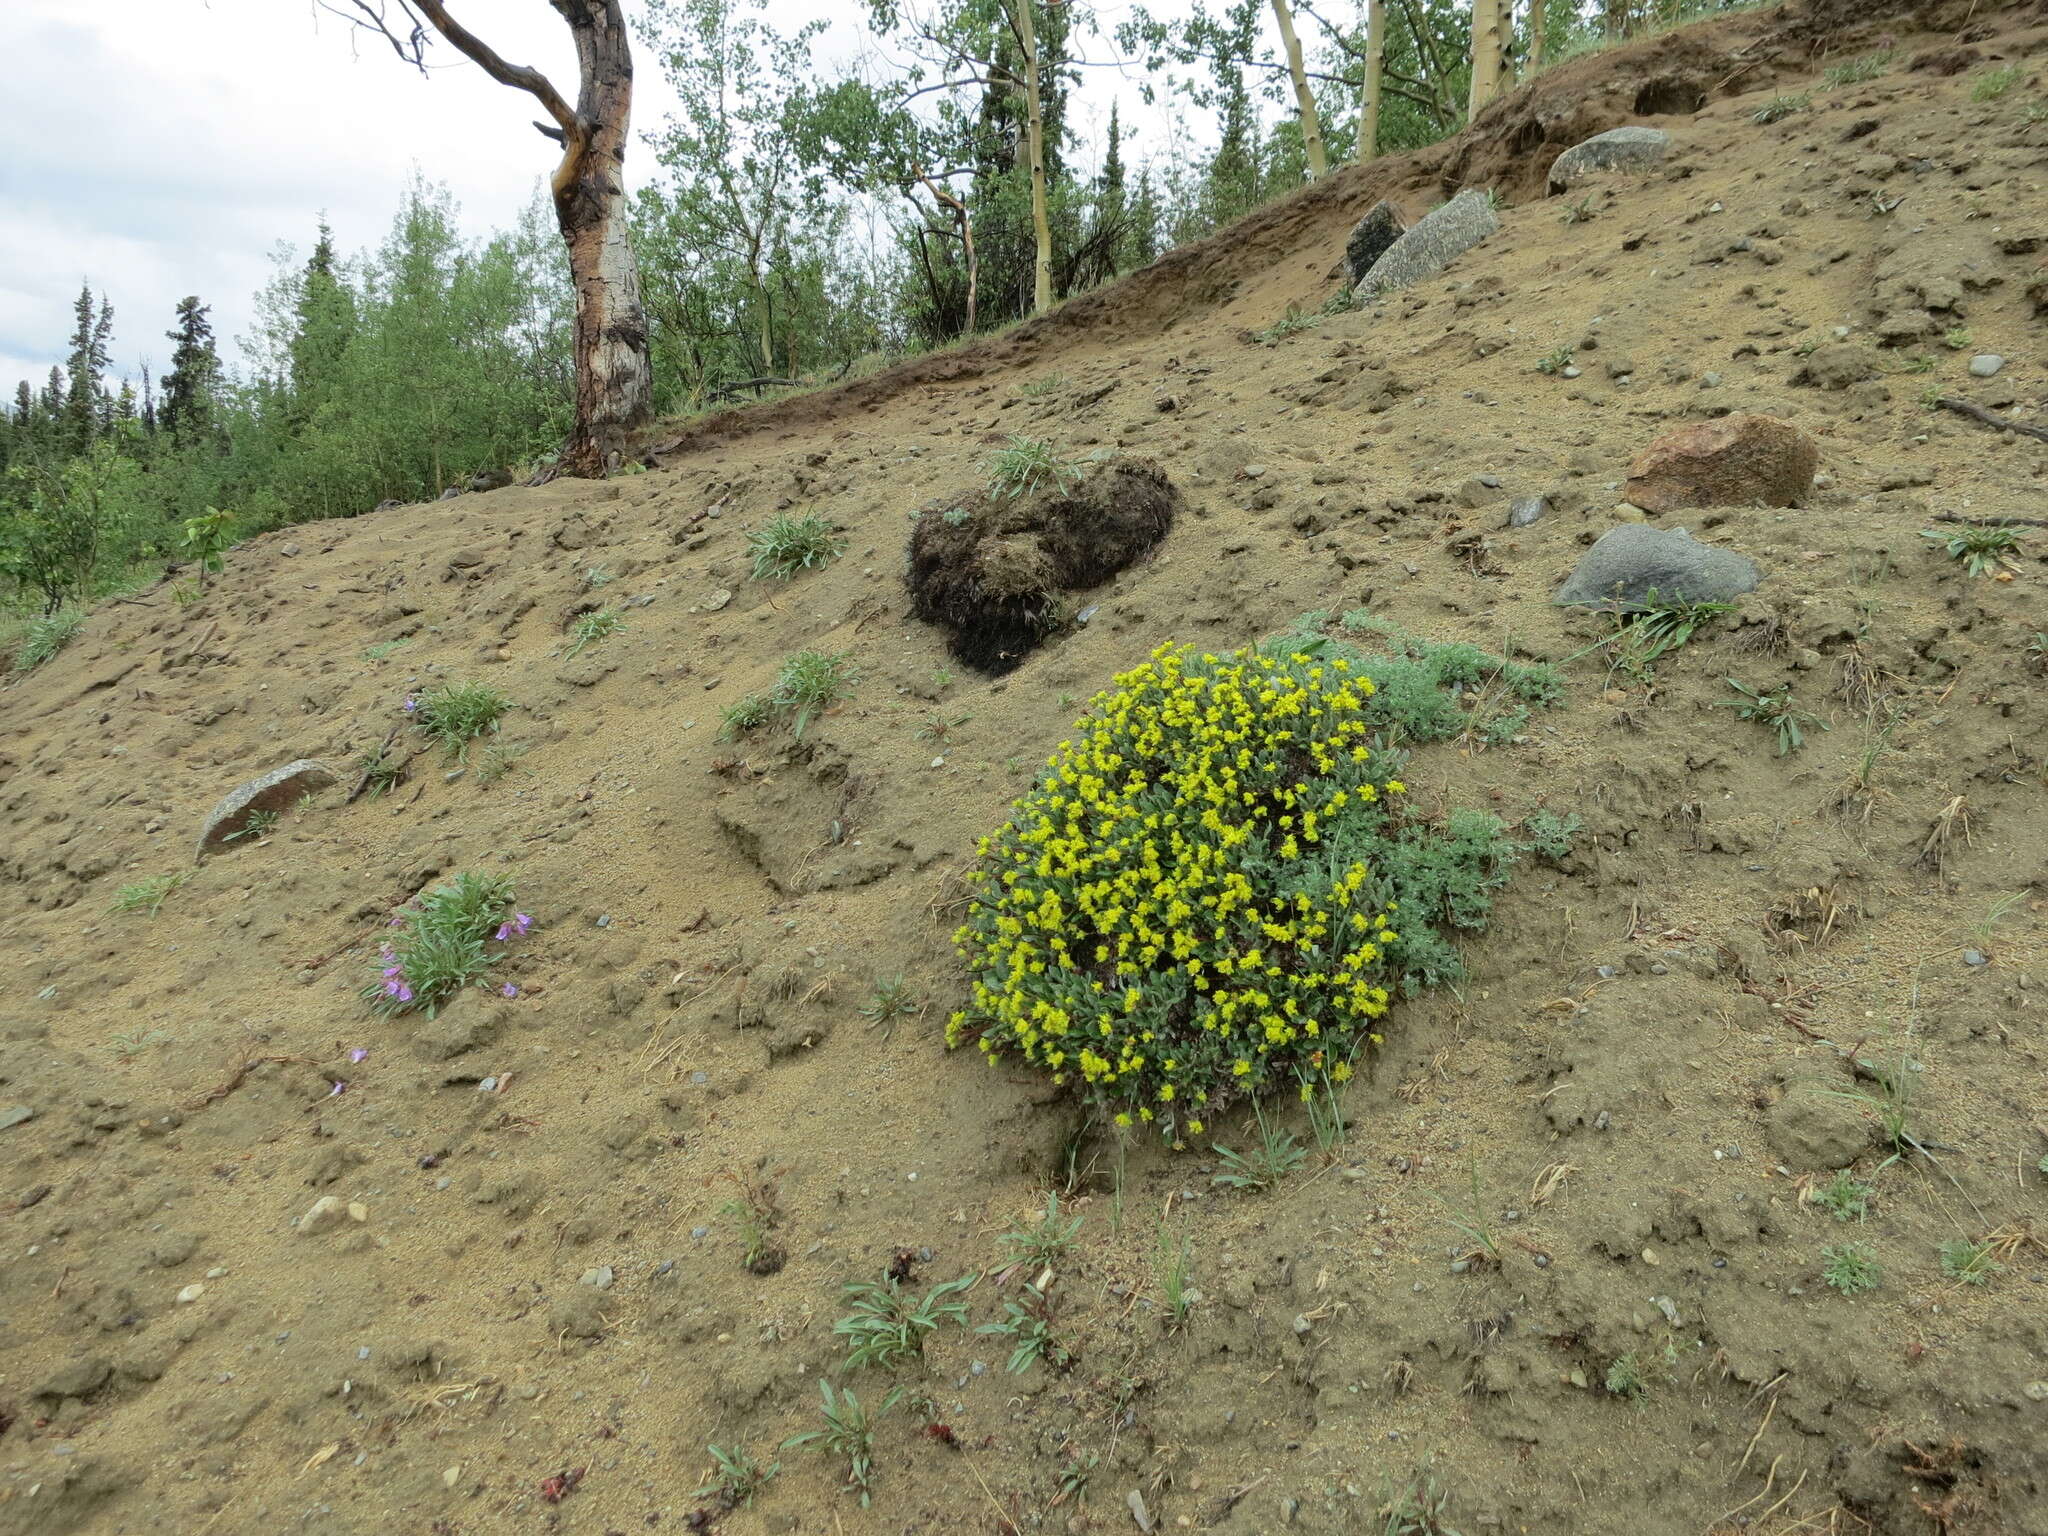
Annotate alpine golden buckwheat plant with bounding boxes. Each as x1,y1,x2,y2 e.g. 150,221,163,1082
951,640,1513,1143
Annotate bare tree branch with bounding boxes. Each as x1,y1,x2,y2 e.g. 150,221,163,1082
321,0,582,142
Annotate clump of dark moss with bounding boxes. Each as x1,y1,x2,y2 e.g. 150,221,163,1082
907,457,1180,675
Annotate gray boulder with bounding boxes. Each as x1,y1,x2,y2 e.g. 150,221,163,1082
1343,200,1406,287
196,759,337,860
1547,127,1672,192
1353,190,1499,302
1553,524,1761,613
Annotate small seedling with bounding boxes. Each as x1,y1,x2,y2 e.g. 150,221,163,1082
1942,327,1974,351
2027,633,2048,674
565,607,625,656
1255,306,1323,344
1377,1457,1458,1534
783,1379,897,1507
1811,1170,1873,1223
718,692,774,740
1301,1063,1352,1157
1535,344,1575,375
361,638,410,661
692,1443,780,1509
1921,524,2019,578
1898,352,1937,374
858,975,922,1032
1821,1243,1881,1295
1819,1049,1924,1169
1939,1238,2001,1287
180,507,235,590
11,611,83,673
1432,1160,1501,1268
747,511,845,581
719,1171,785,1275
1520,810,1582,860
473,740,531,787
773,649,859,739
1971,63,2024,101
1629,594,1733,667
356,744,405,799
1211,1102,1308,1191
1965,890,2027,949
1605,1352,1645,1399
1752,92,1809,123
1560,195,1598,224
998,1191,1083,1266
986,435,1088,500
977,1283,1072,1374
410,680,510,761
1720,680,1825,755
222,808,281,843
582,564,615,589
941,505,973,527
109,1028,174,1060
109,872,188,917
834,1273,977,1370
1822,49,1892,88
1016,374,1067,398
1157,1223,1194,1328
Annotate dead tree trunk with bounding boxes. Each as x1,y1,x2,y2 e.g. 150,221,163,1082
328,0,653,477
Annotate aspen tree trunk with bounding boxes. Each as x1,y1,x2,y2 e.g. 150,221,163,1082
1360,0,1385,161
1467,0,1505,117
1527,0,1547,72
1270,0,1328,179
1013,0,1054,314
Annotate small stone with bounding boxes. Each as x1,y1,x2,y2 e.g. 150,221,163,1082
1242,464,1268,478
1561,365,1583,379
176,1283,205,1304
196,760,339,860
0,1105,33,1132
1963,949,1987,967
1292,1314,1312,1335
580,1266,615,1289
298,1195,349,1236
347,1202,369,1223
477,1078,497,1092
443,1465,463,1488
1968,355,2005,378
703,589,733,611
1641,1248,1660,1266
2024,1381,2048,1402
1555,524,1763,612
1507,495,1548,528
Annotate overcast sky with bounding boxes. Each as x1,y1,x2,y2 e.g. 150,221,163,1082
0,0,1267,398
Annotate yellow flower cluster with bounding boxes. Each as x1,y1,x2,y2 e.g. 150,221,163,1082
949,642,1407,1140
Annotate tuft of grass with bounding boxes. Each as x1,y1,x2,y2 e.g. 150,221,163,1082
582,564,615,589
782,1379,896,1508
1016,374,1067,398
719,1171,785,1276
1971,63,2025,101
11,611,83,673
858,974,922,1033
222,808,281,844
565,607,625,656
1942,326,1973,351
361,637,410,661
1811,1170,1873,1223
1560,195,1598,225
985,434,1089,500
692,1443,780,1510
1535,344,1575,375
1921,524,2018,578
1157,1222,1194,1328
1719,679,1825,755
1212,1102,1308,1192
1377,1457,1459,1534
1255,305,1323,345
1821,48,1892,88
718,692,775,740
356,744,405,799
998,1191,1083,1266
366,871,521,1018
410,680,510,762
1432,1160,1501,1267
109,872,189,917
1938,1238,2002,1287
772,649,859,739
747,511,845,581
1752,92,1809,123
1821,1243,1881,1295
473,740,530,787
834,1273,977,1370
1819,1047,1924,1170
109,1028,174,1061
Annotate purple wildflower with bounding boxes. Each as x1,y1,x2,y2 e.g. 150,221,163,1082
328,1081,347,1097
349,1047,369,1064
402,695,419,713
501,982,520,998
495,912,533,942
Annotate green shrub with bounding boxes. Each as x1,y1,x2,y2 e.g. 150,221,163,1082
948,640,1540,1141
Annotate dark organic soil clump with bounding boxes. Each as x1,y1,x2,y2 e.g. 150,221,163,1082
907,457,1181,674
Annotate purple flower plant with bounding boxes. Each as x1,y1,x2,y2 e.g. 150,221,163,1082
349,1047,369,1064
501,983,520,998
402,694,420,713
495,911,533,943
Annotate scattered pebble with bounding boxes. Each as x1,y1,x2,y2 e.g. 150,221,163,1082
1963,949,1987,967
1967,354,2005,378
176,1283,205,1304
580,1266,615,1289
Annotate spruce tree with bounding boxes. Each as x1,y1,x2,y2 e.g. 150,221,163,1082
63,283,115,457
160,296,220,445
287,220,356,428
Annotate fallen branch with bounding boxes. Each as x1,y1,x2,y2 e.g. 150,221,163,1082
1933,511,2048,529
1935,395,2048,444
